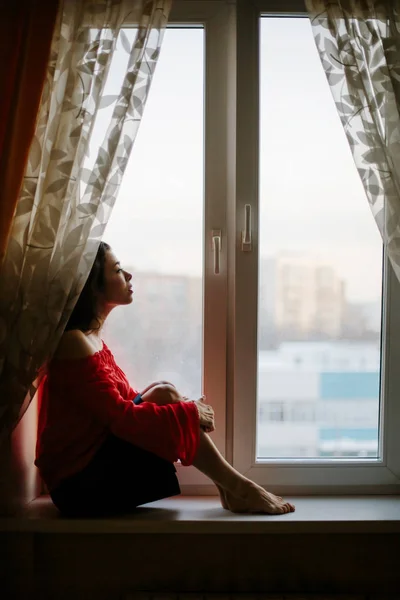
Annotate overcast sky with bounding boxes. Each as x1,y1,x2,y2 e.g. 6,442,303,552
87,18,382,305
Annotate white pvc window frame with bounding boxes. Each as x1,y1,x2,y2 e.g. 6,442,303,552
231,0,400,494
167,0,232,491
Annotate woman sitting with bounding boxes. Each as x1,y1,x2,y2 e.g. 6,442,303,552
35,241,295,517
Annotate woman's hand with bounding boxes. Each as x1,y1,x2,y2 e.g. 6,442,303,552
194,396,215,433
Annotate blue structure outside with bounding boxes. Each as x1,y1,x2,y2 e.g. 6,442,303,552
319,372,380,400
319,428,378,441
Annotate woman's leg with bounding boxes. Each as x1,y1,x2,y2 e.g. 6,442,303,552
141,383,183,405
141,384,294,514
139,381,176,396
141,385,226,505
193,431,295,514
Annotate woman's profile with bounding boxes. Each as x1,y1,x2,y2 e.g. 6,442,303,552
35,241,295,517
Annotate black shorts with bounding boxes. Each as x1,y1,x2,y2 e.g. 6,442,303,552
50,432,181,518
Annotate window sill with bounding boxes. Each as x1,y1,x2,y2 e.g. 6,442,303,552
1,494,400,534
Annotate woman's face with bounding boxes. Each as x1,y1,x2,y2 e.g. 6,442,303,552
99,249,133,308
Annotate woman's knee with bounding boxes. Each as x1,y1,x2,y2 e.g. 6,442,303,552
142,383,180,405
158,380,176,388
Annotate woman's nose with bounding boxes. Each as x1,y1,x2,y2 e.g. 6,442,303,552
125,271,132,281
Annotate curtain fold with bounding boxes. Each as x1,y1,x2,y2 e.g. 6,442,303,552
306,0,400,280
0,0,171,440
0,0,60,264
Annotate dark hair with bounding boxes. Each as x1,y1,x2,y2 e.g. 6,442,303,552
65,241,111,333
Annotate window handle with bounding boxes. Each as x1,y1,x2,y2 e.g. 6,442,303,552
242,204,252,252
212,229,221,275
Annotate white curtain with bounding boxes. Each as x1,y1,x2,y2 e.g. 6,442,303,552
0,0,171,438
306,0,400,280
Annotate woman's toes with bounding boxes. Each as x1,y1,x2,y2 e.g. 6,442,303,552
278,502,289,514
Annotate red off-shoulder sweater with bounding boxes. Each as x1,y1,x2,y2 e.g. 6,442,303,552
35,342,200,490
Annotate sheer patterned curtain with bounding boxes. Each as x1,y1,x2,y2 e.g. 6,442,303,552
0,0,171,438
306,0,400,279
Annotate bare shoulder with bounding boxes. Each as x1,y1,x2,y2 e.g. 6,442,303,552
54,330,99,360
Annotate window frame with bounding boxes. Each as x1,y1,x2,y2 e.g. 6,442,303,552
165,0,233,490
108,0,400,495
231,0,400,494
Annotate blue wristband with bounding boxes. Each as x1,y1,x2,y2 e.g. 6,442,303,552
133,393,143,405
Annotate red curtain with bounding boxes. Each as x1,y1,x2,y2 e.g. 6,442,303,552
0,0,59,264
0,0,60,513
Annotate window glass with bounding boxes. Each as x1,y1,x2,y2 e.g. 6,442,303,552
90,28,205,397
257,17,382,459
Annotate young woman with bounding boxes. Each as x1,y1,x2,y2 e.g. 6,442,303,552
35,242,295,517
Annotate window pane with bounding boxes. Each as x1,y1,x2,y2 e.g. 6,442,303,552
91,28,204,397
257,18,382,459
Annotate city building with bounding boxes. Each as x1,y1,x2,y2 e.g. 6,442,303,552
259,254,346,340
257,341,381,458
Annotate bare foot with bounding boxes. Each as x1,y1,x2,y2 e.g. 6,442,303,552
215,483,229,510
222,489,251,513
228,481,295,515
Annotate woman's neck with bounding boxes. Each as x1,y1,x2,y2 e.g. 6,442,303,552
88,304,113,335
85,330,104,352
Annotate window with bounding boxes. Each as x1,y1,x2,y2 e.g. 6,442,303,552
89,27,204,398
232,0,400,493
93,0,400,494
256,15,382,460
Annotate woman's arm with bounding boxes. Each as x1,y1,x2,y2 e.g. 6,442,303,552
68,371,200,465
142,384,214,433
53,335,201,465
